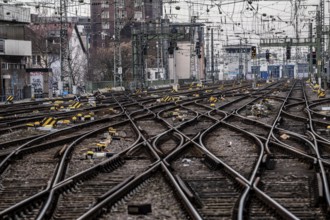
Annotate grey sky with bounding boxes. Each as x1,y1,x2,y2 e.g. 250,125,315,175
163,0,325,45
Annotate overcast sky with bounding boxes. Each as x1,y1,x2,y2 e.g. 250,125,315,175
3,0,90,17
5,0,328,49
163,0,327,44
159,0,329,60
6,0,325,39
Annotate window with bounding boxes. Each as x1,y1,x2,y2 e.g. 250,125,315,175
101,1,109,8
119,0,125,7
134,11,142,20
135,0,142,7
0,40,4,53
101,11,109,19
37,55,41,65
119,10,127,18
1,63,7,69
102,22,109,29
147,72,151,79
32,56,36,65
155,72,160,79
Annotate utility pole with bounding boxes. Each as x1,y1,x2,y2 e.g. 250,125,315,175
316,8,322,86
215,51,219,80
60,0,69,94
295,0,299,79
309,23,313,81
252,47,256,88
206,27,210,79
162,19,169,80
244,38,248,80
320,0,325,88
283,48,286,78
114,0,123,87
190,16,196,80
239,39,243,80
211,28,214,83
328,10,330,88
156,19,161,80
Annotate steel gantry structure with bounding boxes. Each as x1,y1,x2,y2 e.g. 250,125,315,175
260,0,330,89
132,22,204,89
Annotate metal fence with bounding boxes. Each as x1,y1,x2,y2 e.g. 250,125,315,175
85,80,177,92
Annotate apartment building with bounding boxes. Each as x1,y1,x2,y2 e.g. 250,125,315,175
0,4,31,101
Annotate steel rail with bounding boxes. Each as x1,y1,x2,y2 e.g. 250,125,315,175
302,84,330,213
35,96,154,218
0,118,134,218
0,113,125,174
252,177,300,220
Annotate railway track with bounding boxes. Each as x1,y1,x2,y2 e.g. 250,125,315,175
168,144,244,219
53,147,153,219
1,80,330,219
0,116,129,212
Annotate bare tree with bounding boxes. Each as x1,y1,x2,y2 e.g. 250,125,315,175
25,24,60,68
88,47,114,81
88,41,133,82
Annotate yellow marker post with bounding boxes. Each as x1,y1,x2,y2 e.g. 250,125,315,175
86,151,94,159
5,95,14,104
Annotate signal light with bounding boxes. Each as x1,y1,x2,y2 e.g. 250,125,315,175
251,46,256,59
286,46,291,60
266,49,270,62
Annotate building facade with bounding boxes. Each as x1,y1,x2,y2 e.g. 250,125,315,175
0,4,31,101
27,16,88,97
90,0,162,50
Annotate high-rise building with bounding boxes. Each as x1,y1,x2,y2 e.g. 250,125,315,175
90,0,162,50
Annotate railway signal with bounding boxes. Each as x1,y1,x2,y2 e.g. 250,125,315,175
251,46,256,59
266,49,270,62
286,46,291,60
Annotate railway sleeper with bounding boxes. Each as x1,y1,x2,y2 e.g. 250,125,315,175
201,154,222,170
100,157,125,173
246,193,279,219
96,175,135,204
311,172,324,208
220,169,246,192
56,183,73,195
261,154,276,170
254,189,295,219
97,172,155,218
77,169,99,183
271,143,316,165
1,200,43,220
241,118,259,126
175,174,203,209
233,190,249,219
